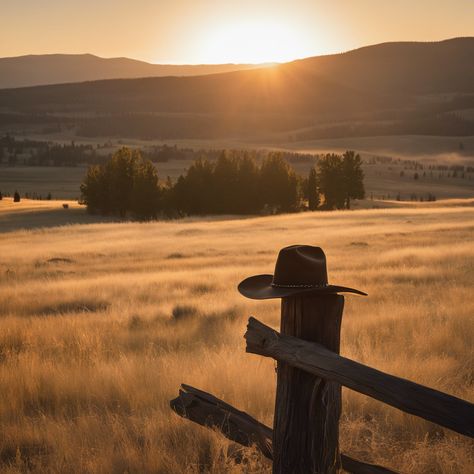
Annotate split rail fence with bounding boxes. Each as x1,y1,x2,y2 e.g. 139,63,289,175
170,294,474,473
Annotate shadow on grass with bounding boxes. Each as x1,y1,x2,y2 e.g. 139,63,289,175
0,206,117,233
0,200,268,233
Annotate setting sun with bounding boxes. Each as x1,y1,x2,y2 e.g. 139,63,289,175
201,19,312,63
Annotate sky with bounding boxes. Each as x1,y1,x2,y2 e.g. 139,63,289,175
1,0,473,64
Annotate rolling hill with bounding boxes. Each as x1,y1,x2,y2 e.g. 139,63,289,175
0,38,473,140
0,54,263,89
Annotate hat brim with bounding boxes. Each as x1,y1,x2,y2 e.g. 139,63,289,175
238,274,367,300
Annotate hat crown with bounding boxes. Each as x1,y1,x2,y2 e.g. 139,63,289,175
272,245,328,288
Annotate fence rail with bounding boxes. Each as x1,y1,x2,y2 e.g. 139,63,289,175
171,384,398,474
245,316,474,438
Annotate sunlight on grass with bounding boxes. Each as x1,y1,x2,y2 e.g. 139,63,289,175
0,200,473,472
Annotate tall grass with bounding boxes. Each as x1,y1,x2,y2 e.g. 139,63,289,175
0,201,473,472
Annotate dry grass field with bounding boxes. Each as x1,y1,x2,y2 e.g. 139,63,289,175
0,198,473,473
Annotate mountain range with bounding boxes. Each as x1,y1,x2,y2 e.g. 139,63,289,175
0,54,264,89
0,38,473,140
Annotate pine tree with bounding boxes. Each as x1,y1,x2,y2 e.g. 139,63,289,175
307,166,320,211
212,152,239,213
105,147,139,217
260,153,299,212
80,164,108,214
175,158,214,214
237,153,260,213
342,151,365,209
80,147,161,218
131,159,161,220
318,154,344,210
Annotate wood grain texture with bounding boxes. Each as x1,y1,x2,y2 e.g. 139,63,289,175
273,295,344,474
170,383,273,459
245,317,474,438
170,384,400,474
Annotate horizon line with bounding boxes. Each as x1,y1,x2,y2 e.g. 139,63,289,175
1,36,472,66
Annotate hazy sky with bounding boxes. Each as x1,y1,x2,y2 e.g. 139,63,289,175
2,0,473,63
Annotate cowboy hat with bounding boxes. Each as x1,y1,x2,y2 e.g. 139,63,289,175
238,245,367,300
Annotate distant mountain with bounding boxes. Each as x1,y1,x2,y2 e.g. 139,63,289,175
0,38,473,140
287,37,474,95
0,54,264,89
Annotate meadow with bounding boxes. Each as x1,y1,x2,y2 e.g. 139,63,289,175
0,198,473,473
2,133,473,201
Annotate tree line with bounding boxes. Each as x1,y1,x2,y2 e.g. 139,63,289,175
80,148,364,220
1,135,320,167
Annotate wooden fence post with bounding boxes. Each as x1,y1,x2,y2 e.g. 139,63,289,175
273,294,344,474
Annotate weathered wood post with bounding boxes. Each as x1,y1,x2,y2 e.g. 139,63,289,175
273,294,344,474
238,245,365,474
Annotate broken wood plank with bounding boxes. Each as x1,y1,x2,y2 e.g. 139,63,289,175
170,384,400,474
245,317,474,438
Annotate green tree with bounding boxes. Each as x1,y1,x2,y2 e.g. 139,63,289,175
236,153,260,213
131,159,161,220
212,152,239,213
307,166,320,210
260,153,299,212
80,164,109,214
318,154,344,210
104,147,140,217
174,158,214,214
342,151,365,209
80,147,161,218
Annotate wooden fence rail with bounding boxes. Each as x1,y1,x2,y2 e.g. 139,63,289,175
245,317,474,438
170,384,399,474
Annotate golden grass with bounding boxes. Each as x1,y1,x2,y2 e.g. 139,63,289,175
0,200,473,473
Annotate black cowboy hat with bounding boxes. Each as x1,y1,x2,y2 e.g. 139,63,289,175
238,245,367,300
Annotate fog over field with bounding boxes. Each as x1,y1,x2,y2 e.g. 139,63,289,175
0,199,473,473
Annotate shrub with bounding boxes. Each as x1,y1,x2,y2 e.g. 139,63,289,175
171,305,198,321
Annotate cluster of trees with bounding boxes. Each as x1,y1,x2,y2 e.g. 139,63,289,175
312,151,365,210
170,152,299,215
31,142,95,166
1,135,325,169
0,136,99,167
80,148,365,220
143,144,188,163
0,191,21,202
80,148,161,219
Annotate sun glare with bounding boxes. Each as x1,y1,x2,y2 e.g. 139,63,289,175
201,20,310,64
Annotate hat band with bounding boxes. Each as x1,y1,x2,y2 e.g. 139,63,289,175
271,282,328,288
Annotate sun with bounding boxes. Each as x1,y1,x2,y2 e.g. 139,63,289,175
201,19,310,64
